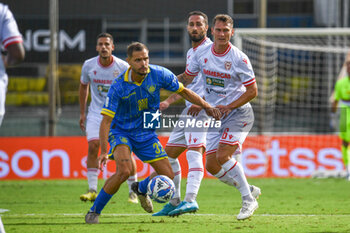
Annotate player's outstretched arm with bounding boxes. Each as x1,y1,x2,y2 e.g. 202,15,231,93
99,114,113,171
178,87,221,120
160,72,195,111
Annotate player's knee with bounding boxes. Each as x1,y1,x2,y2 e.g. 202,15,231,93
88,140,100,154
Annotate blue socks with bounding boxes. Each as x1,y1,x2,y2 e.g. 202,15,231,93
138,176,150,194
90,188,113,214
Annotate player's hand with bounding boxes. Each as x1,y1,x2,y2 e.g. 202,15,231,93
79,114,86,132
216,105,232,119
98,153,109,172
187,104,202,117
159,101,169,111
205,107,222,120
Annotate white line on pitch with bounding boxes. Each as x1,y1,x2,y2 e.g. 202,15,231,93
1,213,350,217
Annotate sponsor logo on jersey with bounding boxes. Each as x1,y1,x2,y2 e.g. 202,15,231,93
93,79,113,84
206,77,225,87
225,61,232,70
203,69,231,79
97,85,109,93
206,87,227,96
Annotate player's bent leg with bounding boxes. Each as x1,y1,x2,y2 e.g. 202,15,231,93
85,145,133,223
205,152,223,176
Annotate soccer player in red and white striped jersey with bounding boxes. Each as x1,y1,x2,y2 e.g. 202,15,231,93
179,14,260,220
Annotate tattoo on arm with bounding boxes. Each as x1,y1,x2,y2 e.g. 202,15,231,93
177,73,192,87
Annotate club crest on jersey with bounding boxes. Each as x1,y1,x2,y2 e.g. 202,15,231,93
113,70,120,77
147,85,156,94
119,136,129,143
225,61,232,70
204,58,208,63
93,70,97,75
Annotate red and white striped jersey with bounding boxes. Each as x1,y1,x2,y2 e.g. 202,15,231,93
80,55,129,115
186,42,256,106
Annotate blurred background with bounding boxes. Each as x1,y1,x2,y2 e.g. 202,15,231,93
1,0,350,137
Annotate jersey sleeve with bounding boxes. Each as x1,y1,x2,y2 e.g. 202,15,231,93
1,5,22,48
101,83,119,118
185,50,200,77
236,54,256,87
80,61,90,85
161,67,184,93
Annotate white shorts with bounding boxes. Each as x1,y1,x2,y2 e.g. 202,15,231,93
167,105,209,149
0,79,7,126
86,112,103,142
206,104,254,155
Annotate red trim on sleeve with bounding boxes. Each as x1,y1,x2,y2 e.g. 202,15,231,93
185,69,198,77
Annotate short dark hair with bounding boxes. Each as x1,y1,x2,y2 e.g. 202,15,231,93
127,42,149,58
97,32,114,42
188,11,208,26
212,14,234,28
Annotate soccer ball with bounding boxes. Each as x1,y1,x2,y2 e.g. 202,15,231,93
147,175,175,203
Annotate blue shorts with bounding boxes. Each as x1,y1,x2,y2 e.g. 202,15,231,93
108,132,167,163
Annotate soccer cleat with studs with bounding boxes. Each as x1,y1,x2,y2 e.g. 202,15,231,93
152,203,177,216
80,189,97,202
168,201,199,217
128,191,139,204
236,199,258,220
85,210,100,224
131,182,153,213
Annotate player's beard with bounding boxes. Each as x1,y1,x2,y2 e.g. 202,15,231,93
134,66,148,76
189,32,205,43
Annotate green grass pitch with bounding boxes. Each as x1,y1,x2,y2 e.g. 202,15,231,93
1,178,350,233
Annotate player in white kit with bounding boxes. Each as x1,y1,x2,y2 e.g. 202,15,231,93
0,3,25,126
179,14,260,220
79,33,138,203
153,11,211,216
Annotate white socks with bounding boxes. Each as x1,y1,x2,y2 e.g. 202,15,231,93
87,168,98,192
185,150,204,202
169,157,181,206
214,158,252,199
127,174,138,193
